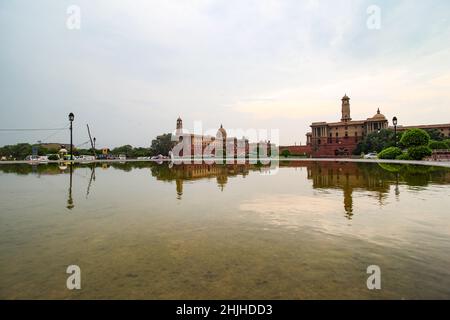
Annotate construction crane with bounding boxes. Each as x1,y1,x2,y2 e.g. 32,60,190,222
86,124,96,157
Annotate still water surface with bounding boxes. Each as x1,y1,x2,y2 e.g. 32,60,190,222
1,161,450,299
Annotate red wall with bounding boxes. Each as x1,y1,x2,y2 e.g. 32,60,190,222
279,145,312,156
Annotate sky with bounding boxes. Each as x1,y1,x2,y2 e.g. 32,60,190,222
1,0,449,148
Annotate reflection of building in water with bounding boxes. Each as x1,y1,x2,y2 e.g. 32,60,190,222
152,162,258,198
306,161,391,219
279,161,393,219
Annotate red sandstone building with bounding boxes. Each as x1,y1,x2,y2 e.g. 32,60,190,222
280,95,450,158
307,95,389,157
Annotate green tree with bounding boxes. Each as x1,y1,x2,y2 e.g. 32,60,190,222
407,146,432,160
424,128,444,141
111,145,134,157
0,143,32,160
150,133,175,156
353,129,397,155
281,149,291,158
400,128,430,148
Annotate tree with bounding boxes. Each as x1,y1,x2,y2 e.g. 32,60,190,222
400,128,430,148
0,143,32,160
281,149,291,158
407,145,432,160
111,145,134,157
353,129,397,155
424,128,444,141
150,133,174,156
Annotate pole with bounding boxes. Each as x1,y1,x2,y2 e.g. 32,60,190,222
70,120,73,160
394,125,397,147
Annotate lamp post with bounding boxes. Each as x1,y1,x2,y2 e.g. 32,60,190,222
393,116,398,147
69,113,74,160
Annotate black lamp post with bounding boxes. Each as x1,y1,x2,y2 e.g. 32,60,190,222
69,113,74,160
393,116,398,147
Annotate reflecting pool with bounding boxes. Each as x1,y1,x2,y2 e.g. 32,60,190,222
1,161,450,299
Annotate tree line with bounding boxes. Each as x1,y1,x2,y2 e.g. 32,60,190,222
0,133,176,160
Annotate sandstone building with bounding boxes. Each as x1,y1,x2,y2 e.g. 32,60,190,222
307,95,389,157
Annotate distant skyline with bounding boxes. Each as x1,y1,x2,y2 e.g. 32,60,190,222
1,0,450,148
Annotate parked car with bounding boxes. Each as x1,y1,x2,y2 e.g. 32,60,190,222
24,155,48,162
25,155,40,161
78,155,96,161
118,154,126,161
364,152,378,159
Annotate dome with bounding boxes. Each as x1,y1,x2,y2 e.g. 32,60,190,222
372,108,387,120
342,94,350,100
216,124,227,138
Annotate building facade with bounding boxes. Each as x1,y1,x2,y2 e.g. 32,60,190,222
172,117,250,159
391,123,450,138
307,95,389,157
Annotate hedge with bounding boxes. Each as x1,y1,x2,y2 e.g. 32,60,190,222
378,147,403,159
407,146,432,160
428,140,449,150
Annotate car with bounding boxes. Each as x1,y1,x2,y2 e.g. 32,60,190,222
364,152,378,159
24,155,48,162
25,155,40,161
78,155,96,161
118,154,126,161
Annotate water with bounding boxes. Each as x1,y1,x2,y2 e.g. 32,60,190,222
1,161,450,299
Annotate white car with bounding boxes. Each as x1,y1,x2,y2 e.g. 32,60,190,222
364,152,378,159
78,155,96,161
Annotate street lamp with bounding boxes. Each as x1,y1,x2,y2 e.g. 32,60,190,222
69,113,74,160
393,116,398,147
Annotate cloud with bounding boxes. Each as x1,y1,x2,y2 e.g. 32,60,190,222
0,0,449,146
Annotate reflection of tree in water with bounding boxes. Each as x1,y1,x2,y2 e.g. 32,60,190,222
1,161,449,213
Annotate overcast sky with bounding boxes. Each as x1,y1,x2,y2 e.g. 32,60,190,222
1,0,449,147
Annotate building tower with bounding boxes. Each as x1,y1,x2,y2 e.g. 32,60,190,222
341,94,351,122
176,116,183,136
